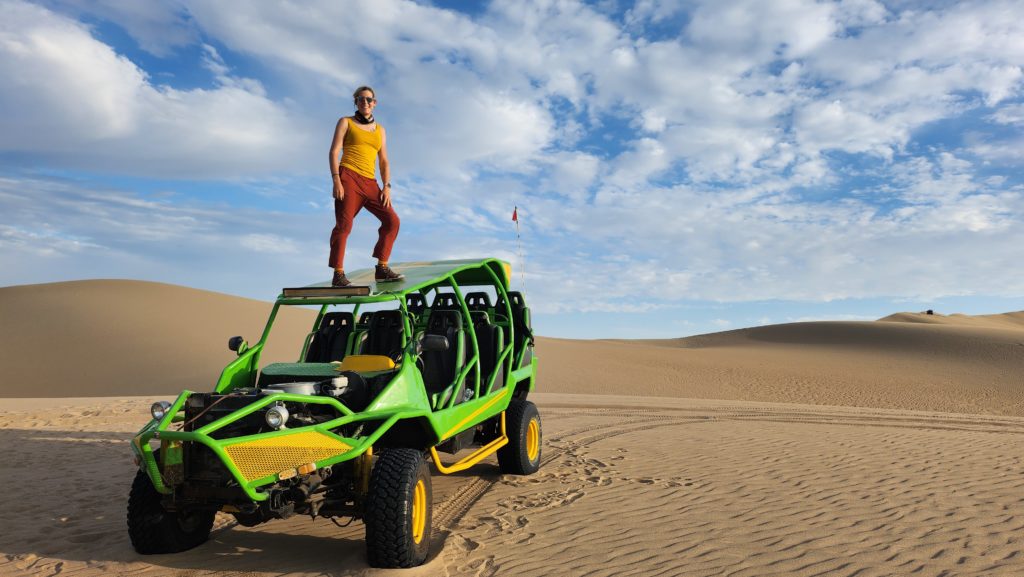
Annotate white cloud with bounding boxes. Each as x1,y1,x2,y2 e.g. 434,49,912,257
0,224,103,257
0,175,332,295
1,0,1023,320
0,0,310,177
687,0,839,59
990,103,1024,125
788,314,876,323
239,233,301,255
39,0,194,57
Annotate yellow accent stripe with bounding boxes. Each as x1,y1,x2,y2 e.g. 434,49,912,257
442,387,510,439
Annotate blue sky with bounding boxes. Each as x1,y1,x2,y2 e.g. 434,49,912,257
1,0,1023,338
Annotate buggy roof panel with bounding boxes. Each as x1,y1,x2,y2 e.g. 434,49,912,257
277,258,511,304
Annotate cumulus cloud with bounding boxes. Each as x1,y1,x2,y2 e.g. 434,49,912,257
0,0,310,177
1,0,1023,322
39,0,194,57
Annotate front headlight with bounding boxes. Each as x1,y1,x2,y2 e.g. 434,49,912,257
150,401,172,420
265,403,289,429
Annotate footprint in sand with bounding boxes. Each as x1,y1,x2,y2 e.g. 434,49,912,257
450,534,482,553
458,555,497,577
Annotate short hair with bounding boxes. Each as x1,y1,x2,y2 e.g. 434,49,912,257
353,86,376,100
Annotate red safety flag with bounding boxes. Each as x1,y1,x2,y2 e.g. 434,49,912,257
512,207,518,222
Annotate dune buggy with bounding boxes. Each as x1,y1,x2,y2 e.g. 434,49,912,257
127,258,540,568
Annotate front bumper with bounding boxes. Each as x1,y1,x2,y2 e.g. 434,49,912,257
131,389,425,501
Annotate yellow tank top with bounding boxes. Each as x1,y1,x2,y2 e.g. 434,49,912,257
340,120,382,179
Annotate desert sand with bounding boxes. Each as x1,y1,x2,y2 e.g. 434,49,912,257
2,280,1024,576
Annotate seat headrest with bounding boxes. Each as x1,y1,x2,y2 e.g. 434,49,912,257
321,311,353,328
358,311,374,326
370,309,404,329
431,293,460,310
497,291,525,310
427,309,462,332
405,293,426,314
464,291,492,311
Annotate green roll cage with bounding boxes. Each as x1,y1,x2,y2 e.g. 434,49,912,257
131,258,537,501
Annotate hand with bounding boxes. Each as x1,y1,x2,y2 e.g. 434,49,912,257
333,178,344,201
380,186,391,208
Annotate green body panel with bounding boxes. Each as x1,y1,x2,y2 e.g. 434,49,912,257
132,258,537,503
427,385,515,441
215,343,261,392
365,360,431,413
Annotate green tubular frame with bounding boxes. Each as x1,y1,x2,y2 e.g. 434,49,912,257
134,258,536,501
132,379,429,500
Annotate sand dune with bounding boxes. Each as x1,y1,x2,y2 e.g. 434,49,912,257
541,317,1024,416
0,280,315,397
3,280,1024,576
880,310,1024,330
3,281,1022,416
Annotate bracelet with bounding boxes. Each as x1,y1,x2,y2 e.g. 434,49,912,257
384,182,392,188
332,173,339,176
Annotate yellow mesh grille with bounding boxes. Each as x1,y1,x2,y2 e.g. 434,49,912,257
224,431,352,482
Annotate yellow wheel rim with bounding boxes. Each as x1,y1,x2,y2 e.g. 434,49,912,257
526,418,540,462
411,479,427,544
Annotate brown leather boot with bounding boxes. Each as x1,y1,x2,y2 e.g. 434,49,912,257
374,265,405,283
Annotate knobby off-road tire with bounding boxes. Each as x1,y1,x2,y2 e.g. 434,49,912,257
364,448,433,568
498,399,542,475
127,469,215,554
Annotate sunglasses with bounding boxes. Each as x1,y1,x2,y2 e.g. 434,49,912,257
355,96,376,104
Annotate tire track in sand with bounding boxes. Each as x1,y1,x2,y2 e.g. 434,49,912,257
442,404,1024,577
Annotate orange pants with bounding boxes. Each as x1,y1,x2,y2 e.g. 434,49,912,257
329,166,400,270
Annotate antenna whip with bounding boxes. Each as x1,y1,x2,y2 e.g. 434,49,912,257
512,205,526,295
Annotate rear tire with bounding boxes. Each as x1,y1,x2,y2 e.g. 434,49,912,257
127,469,215,554
364,449,432,568
498,400,542,475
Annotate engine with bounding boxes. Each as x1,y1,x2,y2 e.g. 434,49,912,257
182,371,372,437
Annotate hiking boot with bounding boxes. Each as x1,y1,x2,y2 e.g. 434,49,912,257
331,271,352,287
375,265,405,283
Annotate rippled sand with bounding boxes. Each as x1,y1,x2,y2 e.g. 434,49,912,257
2,281,1023,575
3,395,1024,576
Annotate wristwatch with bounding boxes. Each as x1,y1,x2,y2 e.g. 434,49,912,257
384,182,392,188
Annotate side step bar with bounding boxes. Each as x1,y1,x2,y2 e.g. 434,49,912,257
429,413,508,474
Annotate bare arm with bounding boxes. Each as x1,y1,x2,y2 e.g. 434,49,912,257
378,126,392,207
329,117,349,200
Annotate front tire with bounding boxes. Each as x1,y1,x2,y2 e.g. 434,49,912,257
364,449,432,568
127,469,215,554
498,399,542,475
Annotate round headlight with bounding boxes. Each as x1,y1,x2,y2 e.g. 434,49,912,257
265,404,289,429
150,401,172,421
